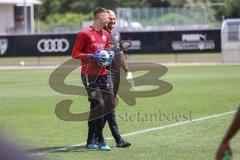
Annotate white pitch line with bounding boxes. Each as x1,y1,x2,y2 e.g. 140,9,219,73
32,110,235,156
120,110,235,137
1,62,240,70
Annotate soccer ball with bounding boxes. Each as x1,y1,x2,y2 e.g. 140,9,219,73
95,49,114,66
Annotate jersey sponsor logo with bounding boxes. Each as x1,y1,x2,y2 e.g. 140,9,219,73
0,38,8,55
92,43,106,50
37,38,69,53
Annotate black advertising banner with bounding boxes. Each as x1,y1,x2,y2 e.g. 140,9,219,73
0,29,221,57
0,34,77,57
120,29,221,54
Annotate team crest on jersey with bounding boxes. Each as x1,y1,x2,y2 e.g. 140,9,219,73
91,35,95,41
102,35,107,41
115,35,119,41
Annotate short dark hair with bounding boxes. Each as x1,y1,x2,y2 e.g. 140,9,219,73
93,7,108,18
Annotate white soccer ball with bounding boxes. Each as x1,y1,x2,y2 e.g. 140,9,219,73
95,49,114,66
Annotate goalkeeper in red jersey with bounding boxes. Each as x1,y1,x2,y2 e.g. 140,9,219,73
72,7,114,151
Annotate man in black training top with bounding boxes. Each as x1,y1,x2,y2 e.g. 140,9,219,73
102,9,135,148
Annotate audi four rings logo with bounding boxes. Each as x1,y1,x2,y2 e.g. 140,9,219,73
37,38,69,53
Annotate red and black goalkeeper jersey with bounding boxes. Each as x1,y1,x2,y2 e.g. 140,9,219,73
72,26,111,76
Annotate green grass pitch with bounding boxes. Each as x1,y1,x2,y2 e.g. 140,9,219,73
0,64,240,160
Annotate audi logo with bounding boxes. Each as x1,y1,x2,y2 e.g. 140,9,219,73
37,38,69,53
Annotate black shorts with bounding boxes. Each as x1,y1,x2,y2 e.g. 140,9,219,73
81,74,115,120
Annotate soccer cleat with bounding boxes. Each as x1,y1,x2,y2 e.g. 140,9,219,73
86,143,98,149
98,144,111,151
116,140,131,148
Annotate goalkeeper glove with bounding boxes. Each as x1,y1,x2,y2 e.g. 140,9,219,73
87,54,98,62
87,50,103,64
126,71,135,88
